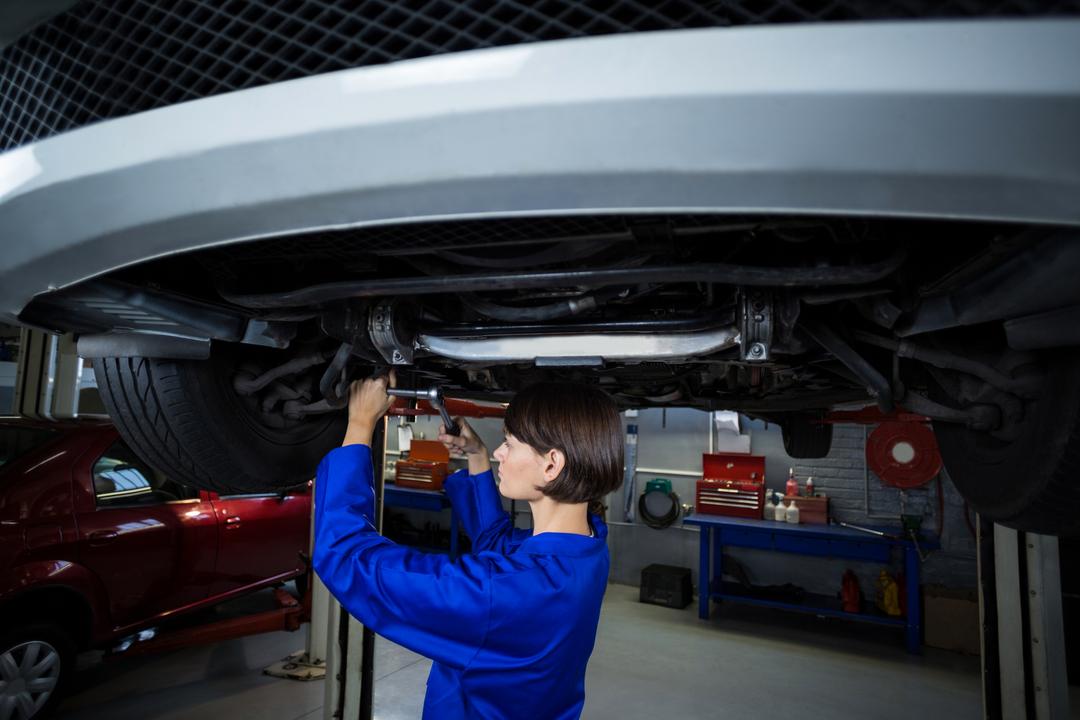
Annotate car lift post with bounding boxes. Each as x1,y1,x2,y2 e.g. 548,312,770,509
14,328,83,419
321,418,385,720
978,517,1070,719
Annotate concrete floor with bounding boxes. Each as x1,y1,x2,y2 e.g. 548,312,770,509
57,582,991,719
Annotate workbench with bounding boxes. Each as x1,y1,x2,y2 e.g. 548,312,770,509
683,514,933,654
383,484,459,560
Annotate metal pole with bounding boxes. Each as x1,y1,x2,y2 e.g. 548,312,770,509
978,515,1002,720
993,524,1028,720
328,419,385,720
357,418,385,719
1026,533,1069,720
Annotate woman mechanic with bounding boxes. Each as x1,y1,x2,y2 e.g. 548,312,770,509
312,371,624,719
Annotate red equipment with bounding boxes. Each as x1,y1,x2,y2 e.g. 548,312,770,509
867,421,942,489
394,440,451,491
841,569,862,613
695,453,766,518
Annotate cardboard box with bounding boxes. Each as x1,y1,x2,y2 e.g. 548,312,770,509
923,585,980,655
783,494,828,525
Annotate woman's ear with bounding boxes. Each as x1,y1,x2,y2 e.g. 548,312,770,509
541,448,566,485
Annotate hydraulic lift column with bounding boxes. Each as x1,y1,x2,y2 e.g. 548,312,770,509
979,518,1070,719
321,419,384,720
14,329,83,419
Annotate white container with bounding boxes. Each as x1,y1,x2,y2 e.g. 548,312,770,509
785,500,800,524
772,496,786,522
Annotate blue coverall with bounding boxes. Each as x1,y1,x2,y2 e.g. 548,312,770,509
312,444,610,719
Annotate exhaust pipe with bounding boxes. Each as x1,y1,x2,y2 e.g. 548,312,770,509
417,326,740,365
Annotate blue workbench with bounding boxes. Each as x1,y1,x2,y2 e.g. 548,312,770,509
383,485,459,560
683,514,931,654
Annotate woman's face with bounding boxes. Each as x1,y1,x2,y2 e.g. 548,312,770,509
492,432,549,501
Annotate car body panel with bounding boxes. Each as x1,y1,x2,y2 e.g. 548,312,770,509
0,20,1078,324
71,428,218,629
0,420,311,647
208,490,311,597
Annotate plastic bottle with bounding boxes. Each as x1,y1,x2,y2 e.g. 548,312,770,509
805,476,815,497
785,467,799,497
785,499,800,524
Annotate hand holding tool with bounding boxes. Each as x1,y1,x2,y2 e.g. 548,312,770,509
386,386,460,436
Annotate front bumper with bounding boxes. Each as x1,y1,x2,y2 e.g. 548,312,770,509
1,19,1079,327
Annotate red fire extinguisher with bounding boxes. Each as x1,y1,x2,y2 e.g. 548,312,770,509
842,570,862,613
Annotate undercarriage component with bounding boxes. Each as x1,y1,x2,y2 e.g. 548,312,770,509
740,290,774,362
417,326,740,364
318,342,354,406
426,310,736,337
77,333,211,360
900,391,1000,430
1004,305,1080,351
852,330,1038,399
369,300,417,365
220,251,906,309
900,235,1080,336
801,320,895,412
233,351,331,395
461,287,626,323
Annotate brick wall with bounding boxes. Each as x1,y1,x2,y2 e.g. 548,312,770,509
607,411,978,595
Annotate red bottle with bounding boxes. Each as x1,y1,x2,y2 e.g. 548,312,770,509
842,570,862,613
785,467,799,497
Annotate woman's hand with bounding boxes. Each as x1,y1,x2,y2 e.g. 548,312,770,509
438,418,491,475
341,370,397,447
437,418,486,456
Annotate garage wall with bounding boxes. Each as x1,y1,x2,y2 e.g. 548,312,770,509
382,406,978,596
605,409,978,596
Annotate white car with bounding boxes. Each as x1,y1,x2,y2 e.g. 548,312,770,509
1,1,1079,534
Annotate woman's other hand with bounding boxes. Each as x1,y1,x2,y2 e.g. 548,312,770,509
439,418,492,476
438,418,486,456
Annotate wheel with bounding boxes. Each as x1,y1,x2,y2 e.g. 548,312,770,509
781,413,833,459
932,353,1080,536
0,623,74,720
94,344,347,494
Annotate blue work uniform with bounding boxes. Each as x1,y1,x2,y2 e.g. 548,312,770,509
312,444,610,719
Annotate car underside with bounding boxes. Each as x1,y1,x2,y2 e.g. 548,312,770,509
3,1,1080,535
14,216,1080,535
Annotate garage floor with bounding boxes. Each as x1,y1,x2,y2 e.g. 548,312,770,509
58,583,984,720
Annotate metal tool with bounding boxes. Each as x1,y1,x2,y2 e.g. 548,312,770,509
832,519,900,541
386,387,460,436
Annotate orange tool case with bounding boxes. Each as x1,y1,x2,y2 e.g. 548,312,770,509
696,452,766,518
394,440,450,491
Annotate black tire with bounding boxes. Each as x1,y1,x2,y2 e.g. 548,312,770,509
94,345,347,494
781,413,834,458
932,353,1080,536
0,623,74,720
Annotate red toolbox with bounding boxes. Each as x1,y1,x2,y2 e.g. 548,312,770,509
394,440,450,491
696,453,766,518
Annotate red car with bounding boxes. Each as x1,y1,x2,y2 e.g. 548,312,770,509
0,419,312,720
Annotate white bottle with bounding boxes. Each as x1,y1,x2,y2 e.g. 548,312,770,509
772,494,786,522
785,500,800,524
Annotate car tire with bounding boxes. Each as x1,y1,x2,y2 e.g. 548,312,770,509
94,345,347,494
0,623,74,720
781,413,833,459
932,353,1080,536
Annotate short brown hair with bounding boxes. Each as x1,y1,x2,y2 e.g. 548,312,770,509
503,382,624,515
